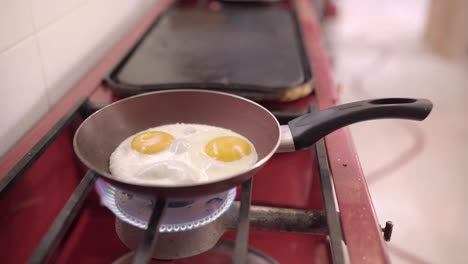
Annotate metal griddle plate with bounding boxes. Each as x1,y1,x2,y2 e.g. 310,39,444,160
110,2,310,99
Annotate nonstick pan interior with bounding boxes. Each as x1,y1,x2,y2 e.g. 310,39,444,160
73,90,281,196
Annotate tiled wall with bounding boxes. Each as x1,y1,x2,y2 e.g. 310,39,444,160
0,0,158,158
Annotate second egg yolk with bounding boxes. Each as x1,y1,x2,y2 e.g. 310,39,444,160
205,136,252,162
131,131,174,154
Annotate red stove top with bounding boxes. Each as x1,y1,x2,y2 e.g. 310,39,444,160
0,1,389,263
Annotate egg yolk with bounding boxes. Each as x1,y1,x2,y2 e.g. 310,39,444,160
205,136,252,162
131,131,174,154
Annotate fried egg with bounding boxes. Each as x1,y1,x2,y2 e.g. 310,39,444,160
109,124,258,185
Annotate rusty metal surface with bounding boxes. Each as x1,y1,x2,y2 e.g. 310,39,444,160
226,202,327,234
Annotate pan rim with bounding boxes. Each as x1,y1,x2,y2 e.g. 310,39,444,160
73,89,281,189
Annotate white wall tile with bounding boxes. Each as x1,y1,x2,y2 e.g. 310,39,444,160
30,0,87,30
37,0,157,106
0,0,156,157
0,37,49,157
0,0,35,51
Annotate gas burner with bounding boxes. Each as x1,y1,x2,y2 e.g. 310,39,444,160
95,179,236,232
113,239,278,264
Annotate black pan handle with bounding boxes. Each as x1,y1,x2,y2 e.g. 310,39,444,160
288,98,433,150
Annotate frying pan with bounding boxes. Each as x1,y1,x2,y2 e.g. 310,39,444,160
73,90,432,197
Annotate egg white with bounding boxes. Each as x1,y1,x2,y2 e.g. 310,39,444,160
109,124,258,186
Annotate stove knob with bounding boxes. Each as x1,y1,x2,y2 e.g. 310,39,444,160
381,221,393,242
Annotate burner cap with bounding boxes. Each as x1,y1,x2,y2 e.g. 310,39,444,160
96,179,236,232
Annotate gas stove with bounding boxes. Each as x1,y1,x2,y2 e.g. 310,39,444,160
0,1,391,263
